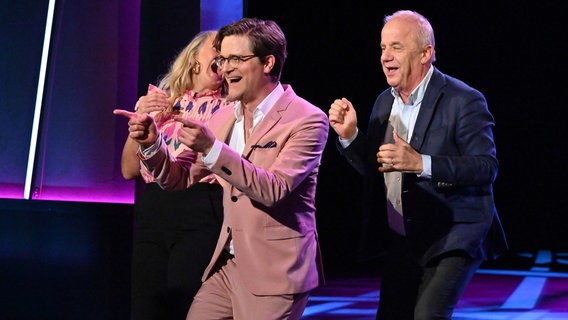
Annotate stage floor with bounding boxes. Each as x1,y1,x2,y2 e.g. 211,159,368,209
302,250,568,319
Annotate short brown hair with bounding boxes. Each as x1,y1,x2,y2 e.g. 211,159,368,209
214,18,287,82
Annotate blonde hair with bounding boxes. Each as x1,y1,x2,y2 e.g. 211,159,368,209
158,30,217,108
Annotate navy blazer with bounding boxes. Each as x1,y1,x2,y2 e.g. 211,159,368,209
340,67,507,265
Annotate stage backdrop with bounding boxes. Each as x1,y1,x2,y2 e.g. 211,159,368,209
246,0,568,272
0,0,139,203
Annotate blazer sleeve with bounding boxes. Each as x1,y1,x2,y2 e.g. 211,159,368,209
210,109,329,207
336,132,370,176
141,140,210,190
429,87,499,188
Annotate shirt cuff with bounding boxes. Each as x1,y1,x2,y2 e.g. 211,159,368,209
137,132,162,160
418,154,432,178
338,128,359,148
202,139,222,169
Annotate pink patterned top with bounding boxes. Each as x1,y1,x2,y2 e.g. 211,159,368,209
140,85,234,183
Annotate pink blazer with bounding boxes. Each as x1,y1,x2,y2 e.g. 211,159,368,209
144,85,329,295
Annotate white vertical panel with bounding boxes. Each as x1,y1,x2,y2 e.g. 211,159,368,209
24,0,56,199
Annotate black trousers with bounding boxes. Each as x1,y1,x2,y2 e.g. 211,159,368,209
376,231,482,320
131,182,223,320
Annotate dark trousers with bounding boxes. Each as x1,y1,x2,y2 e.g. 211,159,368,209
131,183,223,320
376,231,482,320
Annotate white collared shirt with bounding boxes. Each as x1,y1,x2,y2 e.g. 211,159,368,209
203,83,284,165
388,66,433,178
389,66,433,142
202,83,284,255
340,66,434,178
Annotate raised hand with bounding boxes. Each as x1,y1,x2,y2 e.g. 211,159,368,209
135,87,169,114
328,97,358,139
174,117,216,155
113,109,159,149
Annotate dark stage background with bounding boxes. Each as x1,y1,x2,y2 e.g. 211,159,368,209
244,0,568,267
1,1,566,318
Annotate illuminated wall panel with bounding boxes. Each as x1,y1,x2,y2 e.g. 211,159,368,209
0,0,139,203
0,0,49,199
201,0,243,30
30,0,139,203
0,0,241,204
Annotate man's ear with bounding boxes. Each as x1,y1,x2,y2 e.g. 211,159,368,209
263,54,275,74
421,45,433,64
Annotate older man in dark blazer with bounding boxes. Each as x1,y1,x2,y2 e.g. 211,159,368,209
329,10,507,320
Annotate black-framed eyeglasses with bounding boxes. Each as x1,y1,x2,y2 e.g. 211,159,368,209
214,54,259,69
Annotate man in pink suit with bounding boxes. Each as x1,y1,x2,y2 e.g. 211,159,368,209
115,17,328,319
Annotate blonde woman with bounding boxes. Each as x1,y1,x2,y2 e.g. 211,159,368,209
119,30,234,320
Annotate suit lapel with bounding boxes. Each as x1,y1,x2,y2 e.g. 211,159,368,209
409,68,445,151
211,107,238,145
369,94,394,147
242,86,292,158
377,98,393,142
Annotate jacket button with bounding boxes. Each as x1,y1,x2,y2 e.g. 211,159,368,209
221,166,232,175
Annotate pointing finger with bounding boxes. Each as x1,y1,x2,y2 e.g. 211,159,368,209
175,116,202,129
113,109,136,119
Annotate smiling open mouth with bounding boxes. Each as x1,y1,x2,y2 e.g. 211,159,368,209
227,77,242,84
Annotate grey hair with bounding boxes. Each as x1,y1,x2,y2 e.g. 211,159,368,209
384,10,436,63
